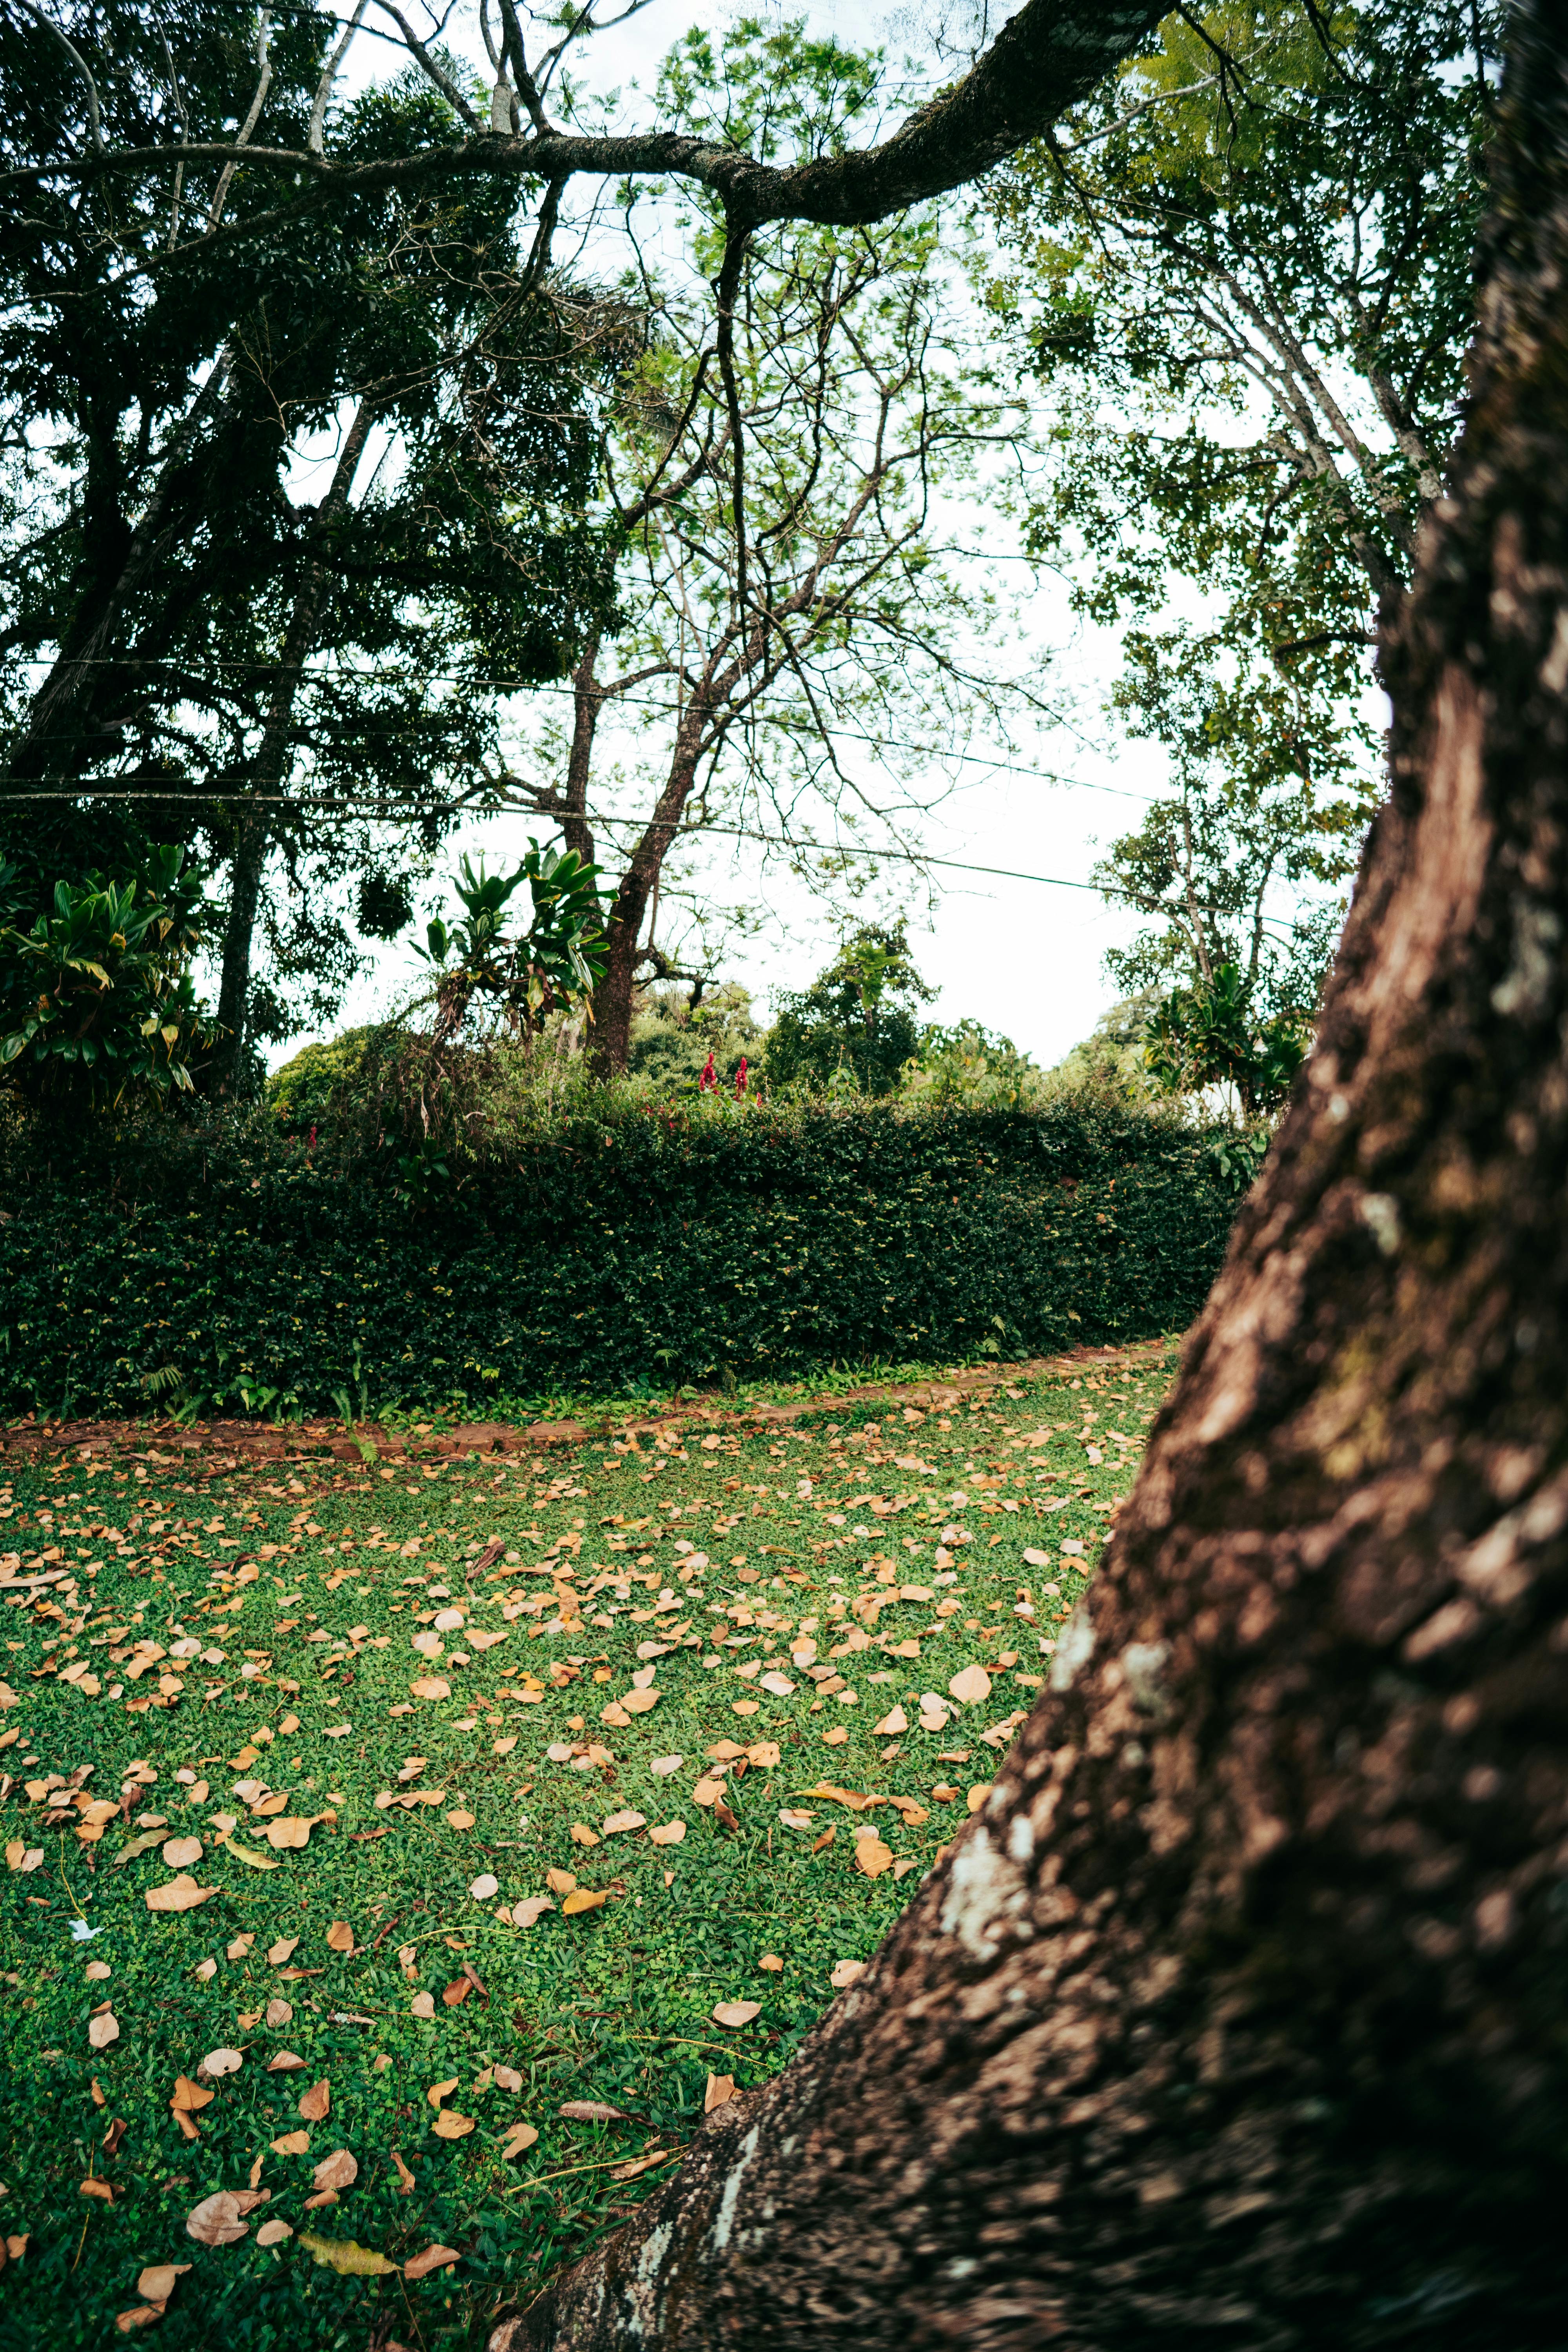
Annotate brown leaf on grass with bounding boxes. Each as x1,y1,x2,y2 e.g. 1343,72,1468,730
510,1897,555,1927
885,1793,929,1826
947,1664,992,1705
796,1784,882,1813
561,1889,608,1917
227,1935,256,1960
447,1810,477,1831
267,1936,299,1965
621,1688,660,1715
853,1834,895,1879
145,1875,214,1914
691,1777,725,1808
193,1959,217,1983
430,2110,474,2140
746,1741,782,1768
704,2073,737,2113
494,2064,524,2092
559,2100,630,2123
426,2077,459,2110
325,1920,354,1954
255,2220,292,2247
80,2177,115,2203
264,1999,292,2028
410,1676,450,1702
390,2149,416,2195
649,1821,686,1846
170,2077,214,2115
85,1961,111,1983
491,1736,518,1757
311,2149,358,2194
102,2117,128,2158
89,2076,107,2107
200,2048,244,2078
404,2243,461,2282
871,1706,908,1737
113,2302,165,2333
713,1800,740,1833
441,1976,470,2007
830,1958,868,1989
88,2010,120,2050
185,2188,269,2245
811,1826,836,1854
967,1782,993,1814
712,2000,761,2028
265,1818,311,1851
759,1954,783,1973
160,1835,203,1869
297,2080,331,2122
137,2263,190,2302
544,1867,577,1895
601,1809,646,1836
267,2051,307,2073
297,2232,398,2277
410,1992,436,2019
611,2149,675,2183
270,2130,310,2156
498,2121,538,2161
569,1822,600,1848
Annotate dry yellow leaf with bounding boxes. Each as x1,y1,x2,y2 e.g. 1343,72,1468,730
325,1919,354,1954
265,1818,311,1851
298,2080,331,2122
704,2073,736,2113
297,2231,398,2277
491,1736,518,1757
426,2077,459,2110
404,2242,461,2281
87,2011,120,2051
691,1777,724,1808
270,2129,310,2156
649,1821,686,1847
545,1867,577,1893
569,1822,600,1847
267,1936,299,1965
446,1809,476,1830
759,1954,783,1972
711,2000,761,2028
430,2109,474,2140
967,1782,993,1814
146,1875,214,1914
746,1742,782,1768
169,2075,214,2114
829,1958,867,1989
80,2178,115,2203
853,1834,895,1879
561,1889,608,1917
498,2120,539,2161
947,1664,992,1706
160,1835,203,1869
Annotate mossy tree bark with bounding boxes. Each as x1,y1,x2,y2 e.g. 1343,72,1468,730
490,13,1568,2348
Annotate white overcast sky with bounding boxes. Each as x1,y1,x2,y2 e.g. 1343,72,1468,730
272,0,1328,1068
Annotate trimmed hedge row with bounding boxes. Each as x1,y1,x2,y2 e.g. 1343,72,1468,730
0,1102,1236,1416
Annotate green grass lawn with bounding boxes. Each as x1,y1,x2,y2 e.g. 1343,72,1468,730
0,1347,1172,2347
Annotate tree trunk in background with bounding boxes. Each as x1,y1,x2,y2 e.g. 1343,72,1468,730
493,16,1568,2350
211,398,375,1085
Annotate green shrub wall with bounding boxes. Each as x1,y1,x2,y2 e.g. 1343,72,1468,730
0,1104,1236,1416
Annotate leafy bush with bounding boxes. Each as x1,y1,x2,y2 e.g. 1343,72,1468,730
0,1094,1237,1419
765,925,932,1096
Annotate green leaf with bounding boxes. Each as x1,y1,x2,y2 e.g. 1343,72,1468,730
298,2233,401,2277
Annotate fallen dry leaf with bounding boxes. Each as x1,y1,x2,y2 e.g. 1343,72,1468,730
145,1875,214,1915
410,1992,436,2019
446,1809,476,1831
220,1836,280,1871
704,2073,737,2113
80,2178,115,2203
430,2109,474,2140
759,1954,783,1973
298,2080,331,2121
404,2243,461,2282
102,2117,129,2158
227,1935,256,1960
325,1920,354,1955
559,2100,630,2123
494,2063,524,2092
649,1821,686,1846
621,1687,660,1715
89,2076,107,2107
311,2148,358,2194
511,1896,555,1926
185,2188,269,2246
544,1867,577,1895
201,2047,244,2078
498,2121,539,2161
967,1782,993,1814
569,1822,600,1848
160,1835,203,1869
88,2010,120,2051
113,2303,164,2334
265,1818,311,1851
947,1664,992,1706
264,1998,293,2028
267,2050,307,2073
829,1958,868,1989
712,2000,761,2028
136,2262,190,2302
270,2129,310,2156
426,2077,459,2110
561,1888,608,1917
441,1976,470,2007
871,1706,908,1737
193,1959,217,1984
256,2220,292,2247
811,1826,836,1854
297,2231,398,2276
267,1936,299,1965
469,1873,499,1901
853,1834,895,1879
601,1809,646,1836
170,2075,214,2116
410,1676,450,1702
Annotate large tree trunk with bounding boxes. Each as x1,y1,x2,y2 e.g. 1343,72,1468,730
492,18,1568,2350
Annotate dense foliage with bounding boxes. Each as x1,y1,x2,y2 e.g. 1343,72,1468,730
0,1099,1235,1419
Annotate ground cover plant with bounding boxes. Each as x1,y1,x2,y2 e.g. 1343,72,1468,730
0,1346,1172,2345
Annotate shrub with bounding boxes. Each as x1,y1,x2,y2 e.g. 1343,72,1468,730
0,1094,1236,1418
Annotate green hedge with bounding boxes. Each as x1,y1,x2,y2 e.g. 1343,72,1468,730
0,1102,1235,1417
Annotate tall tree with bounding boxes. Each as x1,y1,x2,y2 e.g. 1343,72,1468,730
486,5,1568,2343
494,23,1024,1075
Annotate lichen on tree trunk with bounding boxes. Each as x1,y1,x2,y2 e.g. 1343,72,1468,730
490,13,1568,2349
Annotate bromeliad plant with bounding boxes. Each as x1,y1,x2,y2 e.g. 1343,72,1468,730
415,843,607,1048
0,845,213,1107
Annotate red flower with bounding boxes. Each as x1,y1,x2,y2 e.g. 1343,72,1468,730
734,1056,748,1098
699,1051,717,1093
